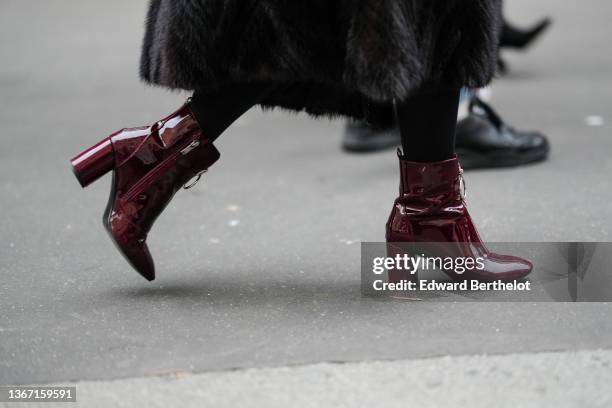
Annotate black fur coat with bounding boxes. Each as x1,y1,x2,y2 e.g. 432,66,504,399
141,0,501,122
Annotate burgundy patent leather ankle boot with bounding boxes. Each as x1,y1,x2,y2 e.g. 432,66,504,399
386,152,532,283
70,103,220,281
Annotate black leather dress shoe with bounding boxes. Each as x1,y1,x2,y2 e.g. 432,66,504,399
342,98,550,169
342,121,400,153
456,98,550,169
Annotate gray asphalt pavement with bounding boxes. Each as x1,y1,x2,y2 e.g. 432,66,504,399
1,0,611,404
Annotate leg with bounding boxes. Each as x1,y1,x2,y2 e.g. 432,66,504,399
189,83,276,141
386,87,532,284
396,88,460,162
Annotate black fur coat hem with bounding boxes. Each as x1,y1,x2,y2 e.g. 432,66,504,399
140,0,501,123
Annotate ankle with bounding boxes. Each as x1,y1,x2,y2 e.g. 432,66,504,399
400,150,456,163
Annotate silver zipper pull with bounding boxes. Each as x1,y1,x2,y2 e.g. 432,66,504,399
458,167,467,200
180,140,200,155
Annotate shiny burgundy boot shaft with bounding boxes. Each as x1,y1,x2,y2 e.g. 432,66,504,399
386,153,532,283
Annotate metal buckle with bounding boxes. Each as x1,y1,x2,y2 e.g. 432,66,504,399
183,169,207,190
459,167,467,200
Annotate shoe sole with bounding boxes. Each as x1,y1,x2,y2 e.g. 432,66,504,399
457,145,550,170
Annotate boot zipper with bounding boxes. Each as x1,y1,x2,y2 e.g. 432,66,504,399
122,137,200,202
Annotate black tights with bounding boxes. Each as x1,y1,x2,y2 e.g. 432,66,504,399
396,88,460,162
190,84,460,162
189,83,275,141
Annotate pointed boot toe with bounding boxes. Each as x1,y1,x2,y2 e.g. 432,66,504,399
115,239,156,281
127,246,155,281
473,254,533,282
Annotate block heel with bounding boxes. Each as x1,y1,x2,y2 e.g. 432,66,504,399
70,138,114,188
